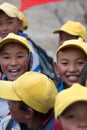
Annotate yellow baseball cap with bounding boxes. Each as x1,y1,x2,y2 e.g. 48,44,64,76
0,2,20,19
0,71,58,113
53,20,86,41
55,83,87,119
56,38,87,56
19,11,28,31
0,33,30,52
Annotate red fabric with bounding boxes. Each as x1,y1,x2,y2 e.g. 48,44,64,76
19,0,63,11
53,120,63,130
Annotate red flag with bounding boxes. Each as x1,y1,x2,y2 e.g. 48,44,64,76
19,0,63,11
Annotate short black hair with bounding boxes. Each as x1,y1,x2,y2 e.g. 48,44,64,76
79,64,87,85
19,101,53,119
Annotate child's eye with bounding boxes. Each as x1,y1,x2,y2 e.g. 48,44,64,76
61,62,68,66
7,21,13,24
7,19,14,24
17,55,24,58
66,114,76,120
77,61,85,65
3,56,10,59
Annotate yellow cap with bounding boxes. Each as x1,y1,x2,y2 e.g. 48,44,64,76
0,2,28,30
53,20,86,41
0,2,20,19
0,33,30,52
56,38,87,56
55,83,87,119
0,71,57,113
19,11,28,31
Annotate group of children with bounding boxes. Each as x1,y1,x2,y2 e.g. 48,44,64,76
53,14,87,130
0,1,86,130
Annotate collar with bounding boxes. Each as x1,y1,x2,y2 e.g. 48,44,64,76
42,109,54,126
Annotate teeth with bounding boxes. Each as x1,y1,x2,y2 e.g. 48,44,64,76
10,70,17,72
68,76,78,82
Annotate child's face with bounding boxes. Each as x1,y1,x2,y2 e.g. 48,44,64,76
58,32,78,46
8,101,28,123
0,11,22,38
56,48,87,87
0,43,29,81
59,101,87,130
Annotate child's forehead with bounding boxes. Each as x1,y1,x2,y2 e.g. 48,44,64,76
62,101,87,114
59,47,79,51
0,11,17,19
0,12,18,24
2,41,23,46
57,48,87,62
0,42,29,51
59,31,79,39
0,10,9,17
57,47,86,56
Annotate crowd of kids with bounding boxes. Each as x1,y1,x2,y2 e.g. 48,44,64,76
0,1,58,123
0,1,86,130
53,20,87,81
0,2,58,87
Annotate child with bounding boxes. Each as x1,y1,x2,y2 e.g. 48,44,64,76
0,32,31,121
0,33,30,81
0,2,40,73
55,38,87,91
0,2,58,88
53,20,86,46
79,64,87,86
0,71,57,130
54,83,87,130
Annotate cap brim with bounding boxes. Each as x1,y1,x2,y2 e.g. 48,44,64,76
0,80,21,101
0,38,29,51
55,83,87,119
53,29,78,36
53,29,62,33
58,97,87,117
56,43,87,56
0,8,16,18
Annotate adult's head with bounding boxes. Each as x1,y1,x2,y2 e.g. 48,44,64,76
53,20,86,46
0,33,30,81
54,83,87,130
55,38,87,87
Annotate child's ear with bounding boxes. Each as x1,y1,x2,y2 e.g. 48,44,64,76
18,20,23,31
54,62,59,75
53,119,63,130
25,108,34,119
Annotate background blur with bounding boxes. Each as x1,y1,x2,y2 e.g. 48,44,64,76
0,0,87,60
